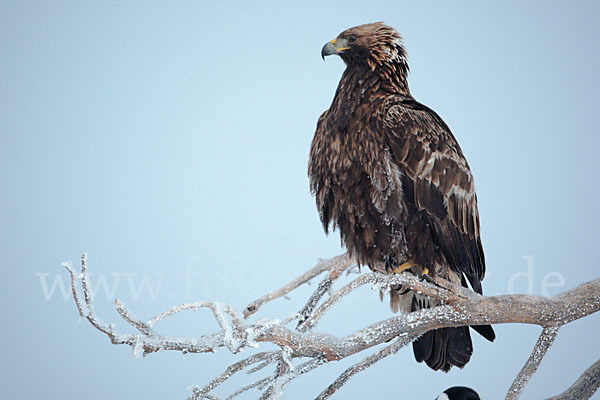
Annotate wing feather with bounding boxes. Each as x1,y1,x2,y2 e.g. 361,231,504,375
383,98,486,291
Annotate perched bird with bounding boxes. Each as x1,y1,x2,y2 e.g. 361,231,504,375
308,22,495,372
436,386,481,400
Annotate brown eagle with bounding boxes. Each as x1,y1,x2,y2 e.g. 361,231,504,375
308,22,495,372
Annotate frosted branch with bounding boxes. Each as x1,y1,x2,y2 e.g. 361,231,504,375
244,254,353,318
259,356,327,400
315,333,419,400
64,254,600,399
189,351,281,400
296,257,356,330
62,261,85,317
114,299,153,335
545,359,600,400
506,326,560,400
299,271,466,332
226,376,274,399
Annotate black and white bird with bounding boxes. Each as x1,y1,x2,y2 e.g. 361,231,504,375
436,386,481,400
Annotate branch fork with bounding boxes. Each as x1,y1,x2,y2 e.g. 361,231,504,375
64,253,600,399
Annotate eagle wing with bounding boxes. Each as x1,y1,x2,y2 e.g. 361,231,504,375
382,97,486,293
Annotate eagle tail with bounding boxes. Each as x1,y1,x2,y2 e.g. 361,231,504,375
409,293,495,372
471,324,496,342
412,326,472,372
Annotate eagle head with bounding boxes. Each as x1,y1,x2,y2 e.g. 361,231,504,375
321,22,408,70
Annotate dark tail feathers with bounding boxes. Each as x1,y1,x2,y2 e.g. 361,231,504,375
411,297,495,371
413,326,472,372
471,324,496,342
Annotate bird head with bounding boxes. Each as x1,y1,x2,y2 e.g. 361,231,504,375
436,386,481,400
321,22,408,70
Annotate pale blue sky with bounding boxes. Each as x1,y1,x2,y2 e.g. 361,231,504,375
1,1,599,399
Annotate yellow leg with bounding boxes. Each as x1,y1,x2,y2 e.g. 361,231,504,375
393,260,430,275
393,259,417,274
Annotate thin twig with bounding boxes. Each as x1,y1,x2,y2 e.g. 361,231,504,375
114,299,153,335
226,376,274,400
296,258,355,330
189,351,281,400
259,356,327,400
298,274,372,332
247,358,277,375
243,254,353,318
149,302,242,327
296,277,333,328
80,253,93,312
64,254,115,337
62,261,86,317
300,271,459,332
148,301,245,353
315,333,419,400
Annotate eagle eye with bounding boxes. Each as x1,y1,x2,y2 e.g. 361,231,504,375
346,35,357,44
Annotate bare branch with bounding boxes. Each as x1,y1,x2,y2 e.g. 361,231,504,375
62,261,85,317
300,271,466,332
64,255,226,355
506,326,560,400
296,258,355,330
150,301,242,328
256,277,600,361
225,376,274,400
64,254,117,338
64,254,600,399
315,333,419,400
244,254,353,318
114,299,154,335
189,351,281,400
259,356,327,400
545,359,600,400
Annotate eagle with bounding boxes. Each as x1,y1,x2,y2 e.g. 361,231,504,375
308,22,495,372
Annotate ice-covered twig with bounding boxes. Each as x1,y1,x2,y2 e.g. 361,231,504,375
149,301,242,327
80,253,93,313
315,333,419,400
247,358,277,375
151,301,245,353
62,261,85,317
506,326,560,400
63,253,116,338
545,358,600,400
189,351,281,400
296,258,354,330
299,271,461,332
295,277,334,329
243,254,353,318
225,376,274,400
114,299,154,335
258,356,327,400
64,255,226,355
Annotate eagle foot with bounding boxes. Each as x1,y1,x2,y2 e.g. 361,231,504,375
393,260,430,277
393,259,417,274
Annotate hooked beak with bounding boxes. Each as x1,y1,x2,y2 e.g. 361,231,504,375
321,38,350,60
